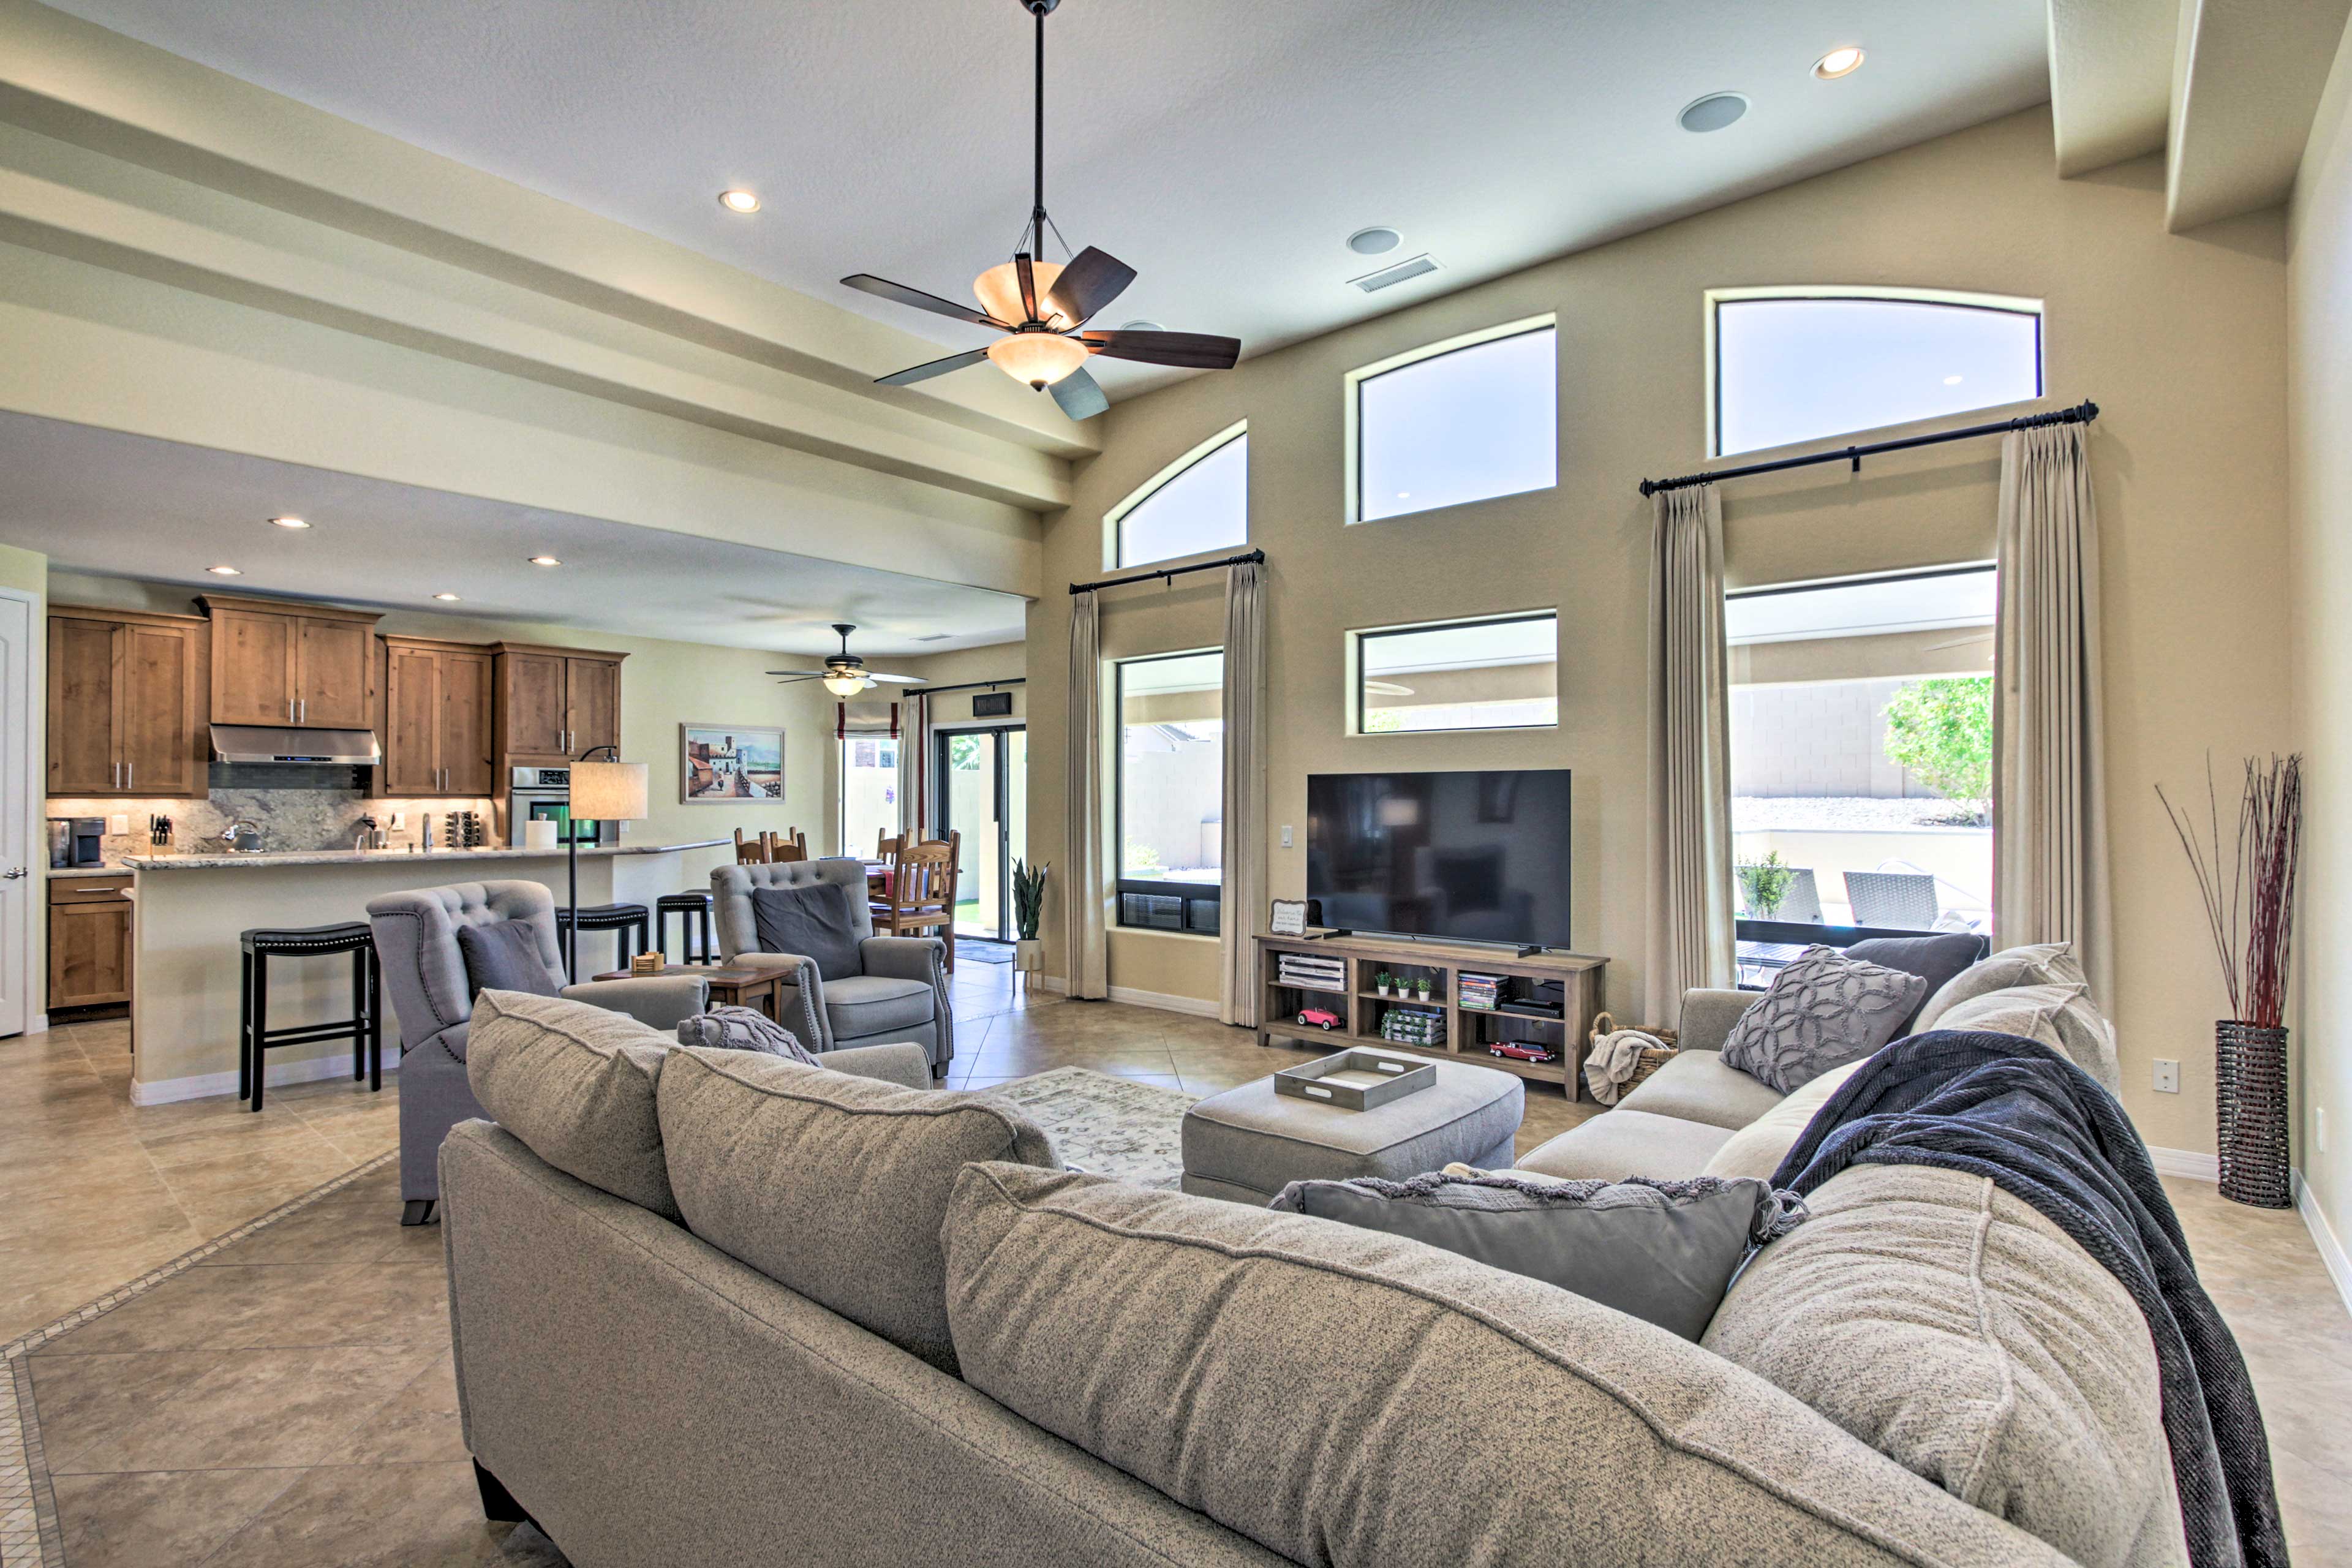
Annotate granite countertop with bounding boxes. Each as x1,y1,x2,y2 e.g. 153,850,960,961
121,839,729,870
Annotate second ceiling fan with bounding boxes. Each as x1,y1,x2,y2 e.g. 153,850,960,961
843,0,1240,421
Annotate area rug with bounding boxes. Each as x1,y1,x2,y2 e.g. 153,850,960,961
956,940,1016,965
982,1067,1199,1189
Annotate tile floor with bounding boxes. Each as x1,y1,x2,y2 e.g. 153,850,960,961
6,969,2348,1565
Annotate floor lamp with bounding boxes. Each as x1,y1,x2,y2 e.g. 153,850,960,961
565,747,650,980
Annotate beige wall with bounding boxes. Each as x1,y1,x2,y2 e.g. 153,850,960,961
2288,25,2352,1260
47,571,841,895
1028,108,2294,1152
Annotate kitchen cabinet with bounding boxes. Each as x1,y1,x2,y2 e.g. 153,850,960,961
47,608,208,798
491,643,627,763
200,596,380,728
381,638,494,796
50,872,132,1011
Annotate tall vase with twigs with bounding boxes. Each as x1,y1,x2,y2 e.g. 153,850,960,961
2157,755,2304,1208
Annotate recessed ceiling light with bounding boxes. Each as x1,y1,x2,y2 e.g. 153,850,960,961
1813,46,1865,80
528,555,562,567
433,592,461,601
1348,227,1402,256
1943,374,1964,385
717,189,761,213
206,564,241,576
268,515,309,529
1678,92,1749,134
1119,318,1164,332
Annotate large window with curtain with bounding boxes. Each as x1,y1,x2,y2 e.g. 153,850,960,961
1725,564,1997,984
838,734,900,857
1710,288,2043,457
1109,424,1248,568
1115,649,1224,933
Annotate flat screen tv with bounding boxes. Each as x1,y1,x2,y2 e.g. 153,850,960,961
1306,769,1571,948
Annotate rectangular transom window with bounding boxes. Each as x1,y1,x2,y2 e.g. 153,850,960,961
1354,612,1558,734
1711,288,2043,458
1348,318,1556,524
1115,649,1224,932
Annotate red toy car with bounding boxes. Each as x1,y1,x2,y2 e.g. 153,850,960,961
1297,1008,1343,1030
1488,1042,1556,1063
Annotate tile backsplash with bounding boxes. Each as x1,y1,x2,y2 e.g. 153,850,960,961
48,787,496,862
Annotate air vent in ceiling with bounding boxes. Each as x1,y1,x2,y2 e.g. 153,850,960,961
1348,254,1441,294
910,633,953,643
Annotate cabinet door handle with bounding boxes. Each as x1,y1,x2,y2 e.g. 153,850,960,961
298,698,306,723
125,763,132,789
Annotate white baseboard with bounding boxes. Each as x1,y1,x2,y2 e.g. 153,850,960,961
2299,1180,2352,1321
1107,984,1221,1019
132,1050,399,1107
2149,1145,2220,1183
1033,974,1067,995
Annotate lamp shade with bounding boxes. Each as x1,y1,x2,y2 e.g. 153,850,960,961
973,258,1064,326
569,759,649,820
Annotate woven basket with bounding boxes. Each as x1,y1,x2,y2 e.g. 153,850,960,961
1586,1011,1679,1098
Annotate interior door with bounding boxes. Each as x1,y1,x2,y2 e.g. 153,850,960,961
440,652,495,795
120,622,198,796
211,608,296,725
47,616,121,795
295,617,372,728
565,657,619,755
383,646,443,794
0,594,30,1033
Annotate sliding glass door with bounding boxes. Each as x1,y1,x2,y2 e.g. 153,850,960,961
934,726,1026,940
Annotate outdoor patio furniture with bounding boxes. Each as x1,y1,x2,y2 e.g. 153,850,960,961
1742,867,1823,922
1845,869,1941,930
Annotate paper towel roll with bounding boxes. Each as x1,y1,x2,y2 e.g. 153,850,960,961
523,819,558,850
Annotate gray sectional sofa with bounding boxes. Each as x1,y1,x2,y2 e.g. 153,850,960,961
440,990,2185,1568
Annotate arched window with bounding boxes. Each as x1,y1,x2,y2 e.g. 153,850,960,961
1709,289,2043,457
1347,317,1556,523
1107,423,1247,568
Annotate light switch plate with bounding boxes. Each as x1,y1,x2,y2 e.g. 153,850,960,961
2152,1059,2180,1094
1280,824,1294,848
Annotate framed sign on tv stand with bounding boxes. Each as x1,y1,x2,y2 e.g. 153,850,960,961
1254,933,1609,1099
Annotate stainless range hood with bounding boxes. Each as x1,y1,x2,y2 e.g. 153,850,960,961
210,723,382,766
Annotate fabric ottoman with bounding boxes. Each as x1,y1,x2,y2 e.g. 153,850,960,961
1180,1057,1523,1204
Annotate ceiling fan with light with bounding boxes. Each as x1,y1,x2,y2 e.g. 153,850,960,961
842,0,1241,421
768,624,923,697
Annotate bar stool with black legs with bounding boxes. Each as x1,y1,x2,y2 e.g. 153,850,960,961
239,922,382,1112
554,902,653,977
654,890,715,965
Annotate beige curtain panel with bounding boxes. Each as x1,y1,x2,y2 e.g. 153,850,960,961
895,690,928,842
1218,560,1268,1027
1645,483,1736,1022
1994,423,2113,1006
1066,591,1110,1000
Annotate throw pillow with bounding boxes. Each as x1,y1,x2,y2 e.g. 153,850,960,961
1931,983,2122,1089
1717,946,1926,1094
1913,940,2089,1031
1701,1058,1871,1183
1268,1170,1804,1341
676,1003,820,1065
1844,932,1991,1033
749,880,863,981
464,989,678,1217
455,919,559,1000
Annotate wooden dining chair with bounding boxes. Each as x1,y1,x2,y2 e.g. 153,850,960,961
763,829,808,864
871,835,957,971
733,827,769,865
875,829,905,863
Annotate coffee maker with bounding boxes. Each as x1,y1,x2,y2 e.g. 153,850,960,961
47,818,105,869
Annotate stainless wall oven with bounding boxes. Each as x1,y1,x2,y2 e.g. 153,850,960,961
507,765,621,848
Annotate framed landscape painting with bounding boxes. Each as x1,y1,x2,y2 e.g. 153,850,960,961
680,724,785,803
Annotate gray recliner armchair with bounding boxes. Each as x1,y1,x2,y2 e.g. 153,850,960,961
369,880,709,1226
710,858,954,1077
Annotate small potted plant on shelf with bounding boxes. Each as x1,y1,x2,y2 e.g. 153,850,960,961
1011,859,1048,975
1414,976,1432,1000
1374,970,1393,997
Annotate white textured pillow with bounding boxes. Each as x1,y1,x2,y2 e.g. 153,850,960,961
1702,1058,1869,1182
1915,941,2089,1031
1932,984,2120,1088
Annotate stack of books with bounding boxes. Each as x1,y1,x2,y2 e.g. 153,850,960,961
1275,953,1346,993
1379,1005,1447,1048
1458,973,1506,1012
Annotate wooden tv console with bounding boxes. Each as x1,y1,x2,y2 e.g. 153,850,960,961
1256,933,1609,1099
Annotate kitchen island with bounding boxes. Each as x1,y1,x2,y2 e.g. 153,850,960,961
121,839,729,1104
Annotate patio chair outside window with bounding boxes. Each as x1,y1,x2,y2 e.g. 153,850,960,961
1844,869,1940,930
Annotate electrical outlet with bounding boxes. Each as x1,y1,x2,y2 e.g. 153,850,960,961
107,813,129,835
1280,824,1293,848
2152,1059,2180,1095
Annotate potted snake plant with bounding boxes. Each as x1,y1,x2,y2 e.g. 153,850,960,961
1012,858,1048,973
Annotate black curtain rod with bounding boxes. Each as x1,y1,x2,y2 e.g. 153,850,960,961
905,677,1028,697
1071,548,1265,596
1638,401,2099,497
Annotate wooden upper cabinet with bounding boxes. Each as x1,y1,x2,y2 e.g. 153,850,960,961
442,651,495,796
382,639,496,796
490,643,627,764
200,596,380,729
46,609,209,798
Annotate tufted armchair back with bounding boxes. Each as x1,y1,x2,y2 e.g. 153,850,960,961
366,880,565,1054
710,858,874,962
